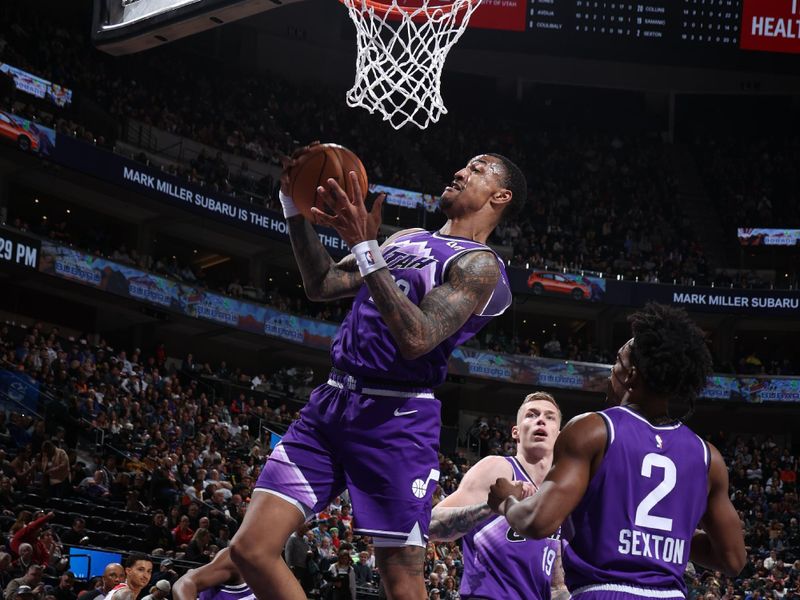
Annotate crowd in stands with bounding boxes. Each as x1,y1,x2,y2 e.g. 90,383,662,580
4,4,797,290
0,316,798,598
692,134,800,231
0,320,473,598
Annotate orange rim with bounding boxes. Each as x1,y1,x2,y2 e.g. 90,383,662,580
346,0,475,19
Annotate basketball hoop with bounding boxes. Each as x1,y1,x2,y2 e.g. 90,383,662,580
341,0,481,130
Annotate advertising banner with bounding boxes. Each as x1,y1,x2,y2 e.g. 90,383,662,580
0,63,73,107
0,110,56,156
606,281,800,316
738,228,800,246
370,184,440,212
449,347,610,391
508,268,607,302
740,0,800,53
51,135,350,256
32,238,800,403
38,240,338,351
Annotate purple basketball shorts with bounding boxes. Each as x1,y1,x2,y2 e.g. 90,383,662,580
255,370,441,547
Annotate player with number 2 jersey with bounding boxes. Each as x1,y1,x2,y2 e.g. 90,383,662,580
490,304,746,600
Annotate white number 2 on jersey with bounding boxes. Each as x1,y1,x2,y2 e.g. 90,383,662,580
541,546,556,576
634,453,677,532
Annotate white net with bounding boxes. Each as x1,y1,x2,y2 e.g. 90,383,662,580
342,0,481,130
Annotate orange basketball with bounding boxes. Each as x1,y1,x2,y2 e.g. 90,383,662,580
288,143,369,224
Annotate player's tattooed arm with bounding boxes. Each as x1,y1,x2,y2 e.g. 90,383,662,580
287,216,362,300
550,543,570,600
429,503,494,542
364,250,499,360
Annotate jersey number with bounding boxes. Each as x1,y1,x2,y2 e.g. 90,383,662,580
541,547,556,577
634,453,676,532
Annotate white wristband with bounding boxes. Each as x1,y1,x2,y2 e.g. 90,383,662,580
279,190,301,219
352,240,387,277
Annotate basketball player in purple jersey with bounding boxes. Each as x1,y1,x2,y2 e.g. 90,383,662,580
429,392,568,600
489,304,746,600
173,549,253,600
230,144,525,600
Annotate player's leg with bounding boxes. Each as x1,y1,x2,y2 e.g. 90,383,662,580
374,546,427,600
229,491,306,600
341,391,441,600
230,384,346,600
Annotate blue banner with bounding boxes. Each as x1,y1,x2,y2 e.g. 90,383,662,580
34,238,800,403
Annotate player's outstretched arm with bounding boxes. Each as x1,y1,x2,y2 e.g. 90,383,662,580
489,413,606,539
173,548,240,600
279,143,383,301
287,217,363,301
688,443,746,577
429,456,513,542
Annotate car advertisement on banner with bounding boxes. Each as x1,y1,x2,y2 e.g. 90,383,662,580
0,110,56,155
508,268,607,302
740,0,800,53
738,228,800,246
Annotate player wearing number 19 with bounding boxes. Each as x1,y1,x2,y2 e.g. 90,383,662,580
229,146,525,600
489,303,746,600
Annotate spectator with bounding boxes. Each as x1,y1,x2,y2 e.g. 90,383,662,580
4,566,43,600
172,516,194,548
183,529,212,564
324,550,356,600
139,581,170,600
77,564,124,600
51,573,76,600
58,519,86,547
39,443,70,498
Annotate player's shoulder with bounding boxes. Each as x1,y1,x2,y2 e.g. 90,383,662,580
558,412,608,452
447,249,502,284
462,455,514,484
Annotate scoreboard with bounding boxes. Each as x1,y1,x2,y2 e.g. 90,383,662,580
468,0,800,69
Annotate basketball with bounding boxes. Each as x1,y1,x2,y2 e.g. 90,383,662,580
288,143,369,224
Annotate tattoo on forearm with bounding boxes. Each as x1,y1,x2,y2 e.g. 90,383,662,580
364,250,499,358
429,503,494,542
287,216,361,300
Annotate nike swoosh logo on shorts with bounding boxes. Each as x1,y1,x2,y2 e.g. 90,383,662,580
393,408,418,417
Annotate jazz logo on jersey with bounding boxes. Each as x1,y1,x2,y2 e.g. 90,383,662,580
655,434,663,449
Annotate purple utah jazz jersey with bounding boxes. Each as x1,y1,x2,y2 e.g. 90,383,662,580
461,457,560,600
331,230,511,386
199,583,254,600
563,406,710,595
